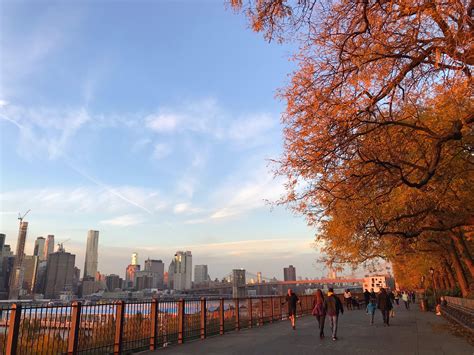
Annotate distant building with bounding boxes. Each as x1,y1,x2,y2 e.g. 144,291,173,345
125,264,140,289
131,252,138,266
172,251,192,290
9,221,29,299
283,265,296,281
33,237,45,260
0,234,13,298
232,269,246,298
44,249,76,299
135,273,153,290
33,260,48,294
194,265,209,284
81,277,104,297
256,272,262,283
363,275,395,292
105,274,122,291
144,259,164,288
44,235,55,260
22,255,39,294
83,230,99,279
167,260,175,289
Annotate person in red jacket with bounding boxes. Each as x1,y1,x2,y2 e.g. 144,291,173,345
312,289,326,339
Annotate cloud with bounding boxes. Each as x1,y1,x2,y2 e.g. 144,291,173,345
0,100,8,107
173,202,202,215
146,113,180,133
209,169,285,221
0,186,166,216
152,143,171,160
228,113,275,144
100,214,145,227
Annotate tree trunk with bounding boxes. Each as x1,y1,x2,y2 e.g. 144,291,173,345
451,231,474,278
449,240,470,297
444,260,457,289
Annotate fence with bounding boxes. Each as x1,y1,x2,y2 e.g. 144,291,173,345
0,295,314,354
442,296,474,332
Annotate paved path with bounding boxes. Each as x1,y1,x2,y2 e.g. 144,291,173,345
145,304,473,355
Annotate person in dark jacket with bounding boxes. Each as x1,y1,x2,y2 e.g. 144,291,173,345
323,288,344,340
363,289,371,306
377,288,393,326
282,288,300,330
312,289,326,339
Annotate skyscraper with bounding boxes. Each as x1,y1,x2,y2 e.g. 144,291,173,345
83,230,99,279
144,259,164,288
131,252,138,265
172,251,192,290
283,265,296,281
44,235,55,260
34,237,45,260
9,221,28,299
0,234,5,250
44,248,76,299
194,265,209,284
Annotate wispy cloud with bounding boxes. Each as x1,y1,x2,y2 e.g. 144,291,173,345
146,113,180,133
152,143,171,160
100,214,145,227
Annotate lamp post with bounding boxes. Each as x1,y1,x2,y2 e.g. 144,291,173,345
429,267,438,307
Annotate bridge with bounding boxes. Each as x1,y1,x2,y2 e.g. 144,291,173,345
190,278,364,297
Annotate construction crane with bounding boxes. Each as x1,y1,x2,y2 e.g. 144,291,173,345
18,209,31,223
57,238,71,252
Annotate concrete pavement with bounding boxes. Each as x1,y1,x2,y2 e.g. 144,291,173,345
144,304,473,355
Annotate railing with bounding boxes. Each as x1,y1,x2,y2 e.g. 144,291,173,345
0,295,314,354
442,296,474,332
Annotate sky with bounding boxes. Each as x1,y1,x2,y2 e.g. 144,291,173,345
0,0,325,280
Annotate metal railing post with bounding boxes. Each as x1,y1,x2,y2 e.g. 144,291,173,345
219,298,225,335
200,298,206,340
270,297,274,323
178,299,185,344
248,298,252,328
149,299,158,350
67,301,82,354
260,297,264,325
279,296,283,320
6,303,21,355
235,298,240,331
113,301,125,355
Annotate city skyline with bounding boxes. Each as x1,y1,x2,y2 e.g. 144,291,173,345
0,1,318,279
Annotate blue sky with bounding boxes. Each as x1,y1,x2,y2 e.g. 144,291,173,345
0,0,322,279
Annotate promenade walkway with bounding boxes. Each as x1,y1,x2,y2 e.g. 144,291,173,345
145,305,473,355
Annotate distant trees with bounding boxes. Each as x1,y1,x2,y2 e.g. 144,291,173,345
231,0,473,296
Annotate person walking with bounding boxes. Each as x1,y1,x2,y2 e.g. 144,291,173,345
324,288,344,340
411,291,416,304
394,290,400,306
377,288,393,326
370,288,376,300
366,297,377,325
312,289,326,339
402,291,410,310
363,289,371,306
343,289,352,310
283,288,300,330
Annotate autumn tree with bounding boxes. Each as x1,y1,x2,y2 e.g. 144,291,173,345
231,0,474,295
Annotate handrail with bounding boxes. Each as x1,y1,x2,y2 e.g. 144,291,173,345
2,294,315,355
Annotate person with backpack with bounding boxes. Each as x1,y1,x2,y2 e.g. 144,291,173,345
312,289,326,339
324,288,344,340
377,288,393,326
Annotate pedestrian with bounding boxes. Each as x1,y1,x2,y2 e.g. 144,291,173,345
312,289,326,339
411,291,416,304
402,291,410,310
388,290,395,317
377,288,393,326
394,290,400,306
366,297,377,325
370,288,376,300
363,288,370,306
324,287,344,341
344,289,352,310
283,288,300,330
